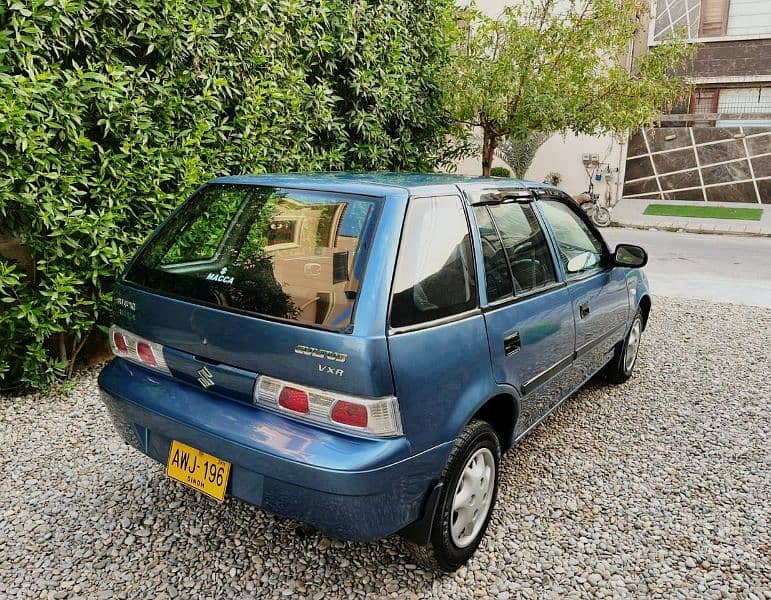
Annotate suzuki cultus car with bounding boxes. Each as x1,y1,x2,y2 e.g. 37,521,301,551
99,173,650,571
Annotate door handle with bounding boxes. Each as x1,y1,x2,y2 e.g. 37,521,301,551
579,302,590,319
504,331,521,355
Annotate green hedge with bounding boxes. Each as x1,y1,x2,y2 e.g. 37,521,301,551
489,167,510,177
0,0,453,389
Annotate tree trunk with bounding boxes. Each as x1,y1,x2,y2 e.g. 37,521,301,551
481,126,498,176
58,333,68,362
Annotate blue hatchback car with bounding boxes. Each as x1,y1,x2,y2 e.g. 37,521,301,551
98,173,650,571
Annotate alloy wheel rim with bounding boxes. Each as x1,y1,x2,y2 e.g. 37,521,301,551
450,447,496,548
624,318,642,373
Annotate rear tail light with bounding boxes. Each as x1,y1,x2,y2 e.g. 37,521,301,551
278,386,310,414
254,375,402,438
112,331,129,354
109,325,170,375
331,400,368,428
136,342,158,367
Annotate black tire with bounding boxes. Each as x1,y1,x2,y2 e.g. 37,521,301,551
409,419,501,572
604,309,644,384
592,206,611,227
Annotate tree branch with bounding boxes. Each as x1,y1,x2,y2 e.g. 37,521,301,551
508,0,556,120
66,327,92,379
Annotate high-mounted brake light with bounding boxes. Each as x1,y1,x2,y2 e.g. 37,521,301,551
109,325,170,375
254,376,401,438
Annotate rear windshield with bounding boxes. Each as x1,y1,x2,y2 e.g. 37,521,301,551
125,184,380,331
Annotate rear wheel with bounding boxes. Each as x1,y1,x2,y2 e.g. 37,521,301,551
604,309,643,384
409,419,501,572
592,206,611,227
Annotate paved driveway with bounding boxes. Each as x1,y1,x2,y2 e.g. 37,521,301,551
602,228,771,308
1,297,769,599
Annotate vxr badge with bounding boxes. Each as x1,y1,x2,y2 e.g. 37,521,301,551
196,366,215,389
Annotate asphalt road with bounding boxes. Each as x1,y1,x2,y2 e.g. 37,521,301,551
601,228,771,308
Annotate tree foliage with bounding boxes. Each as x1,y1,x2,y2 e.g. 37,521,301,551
0,0,454,389
445,0,694,175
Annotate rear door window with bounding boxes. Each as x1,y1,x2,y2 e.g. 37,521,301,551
390,196,477,328
125,184,379,331
473,206,513,302
486,202,557,294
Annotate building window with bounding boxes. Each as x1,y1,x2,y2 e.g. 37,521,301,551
716,87,771,127
689,87,771,127
655,0,771,41
699,0,729,36
689,88,719,126
654,0,702,41
726,0,771,36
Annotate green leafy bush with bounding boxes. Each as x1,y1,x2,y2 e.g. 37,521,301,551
490,167,511,178
0,0,453,389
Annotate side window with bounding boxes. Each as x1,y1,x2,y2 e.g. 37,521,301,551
391,196,477,328
474,207,513,302
487,203,557,294
538,200,605,277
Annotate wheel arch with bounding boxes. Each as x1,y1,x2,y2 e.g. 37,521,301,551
638,294,652,330
467,391,520,453
400,388,519,547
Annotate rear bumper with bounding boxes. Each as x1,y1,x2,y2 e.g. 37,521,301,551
97,359,452,540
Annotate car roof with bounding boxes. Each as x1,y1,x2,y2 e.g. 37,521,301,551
211,172,561,197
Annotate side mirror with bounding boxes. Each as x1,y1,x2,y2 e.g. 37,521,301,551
566,251,593,273
614,244,647,268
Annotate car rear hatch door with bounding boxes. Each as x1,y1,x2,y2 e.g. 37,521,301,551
116,182,393,400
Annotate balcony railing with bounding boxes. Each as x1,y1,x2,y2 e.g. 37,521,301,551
658,113,771,124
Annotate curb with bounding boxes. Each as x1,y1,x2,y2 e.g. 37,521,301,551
609,221,771,238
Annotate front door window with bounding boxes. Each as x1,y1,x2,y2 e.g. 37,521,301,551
537,200,605,278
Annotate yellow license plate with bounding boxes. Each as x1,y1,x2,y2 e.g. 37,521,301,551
167,440,231,502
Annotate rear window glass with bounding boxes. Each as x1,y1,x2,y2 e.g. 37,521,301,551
125,184,379,331
390,196,477,328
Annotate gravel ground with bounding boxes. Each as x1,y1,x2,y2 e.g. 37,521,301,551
1,296,770,599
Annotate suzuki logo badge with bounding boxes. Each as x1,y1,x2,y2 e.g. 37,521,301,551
196,366,215,389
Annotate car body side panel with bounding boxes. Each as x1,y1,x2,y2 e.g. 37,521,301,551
482,289,575,432
567,269,629,347
387,314,498,452
626,269,652,324
343,189,408,339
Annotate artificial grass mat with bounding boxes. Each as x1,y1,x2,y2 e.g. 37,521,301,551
643,204,763,221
